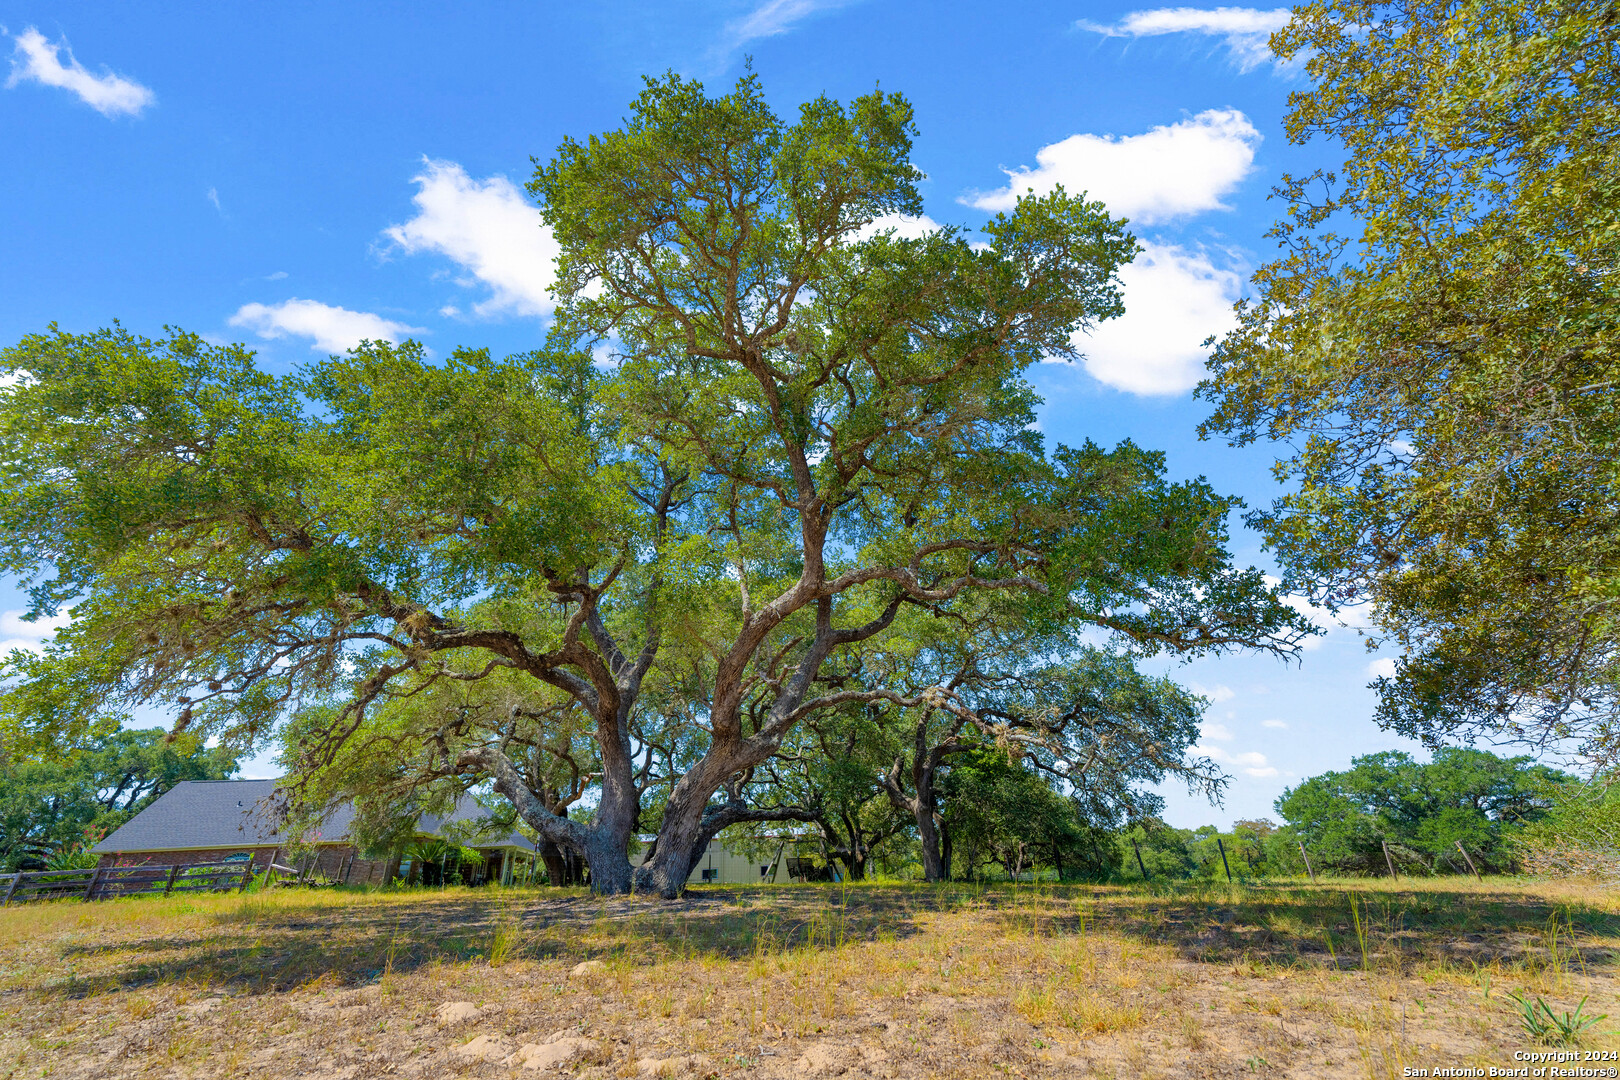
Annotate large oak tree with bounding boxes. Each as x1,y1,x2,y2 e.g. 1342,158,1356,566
1,74,1307,896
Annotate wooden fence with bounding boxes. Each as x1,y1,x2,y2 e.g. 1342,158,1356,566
0,861,256,906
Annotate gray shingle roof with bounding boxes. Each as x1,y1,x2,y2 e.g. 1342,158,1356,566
90,779,335,853
418,799,536,852
91,779,535,854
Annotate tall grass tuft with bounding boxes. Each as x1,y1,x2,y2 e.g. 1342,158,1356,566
1350,894,1370,970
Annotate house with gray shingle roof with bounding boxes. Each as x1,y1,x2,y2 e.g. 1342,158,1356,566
92,779,539,886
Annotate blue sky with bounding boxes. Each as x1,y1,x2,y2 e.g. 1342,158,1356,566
0,1,1436,827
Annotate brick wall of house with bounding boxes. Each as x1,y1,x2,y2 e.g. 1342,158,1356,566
293,844,394,885
96,846,282,871
95,844,396,885
340,855,394,885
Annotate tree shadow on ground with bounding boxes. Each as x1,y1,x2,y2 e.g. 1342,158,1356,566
987,880,1620,973
48,883,938,995
44,879,1615,997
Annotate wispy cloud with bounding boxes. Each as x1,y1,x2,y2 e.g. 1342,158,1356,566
6,27,155,117
1367,657,1397,679
1192,682,1236,704
718,0,853,56
1264,575,1375,650
1261,719,1289,729
1077,7,1294,73
1195,741,1278,778
382,159,558,319
228,299,420,354
0,609,71,655
964,108,1261,224
206,187,223,214
854,212,943,242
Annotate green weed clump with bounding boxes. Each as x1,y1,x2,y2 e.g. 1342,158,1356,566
1508,991,1607,1046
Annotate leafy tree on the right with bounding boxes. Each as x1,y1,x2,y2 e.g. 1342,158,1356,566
1275,747,1571,874
1198,0,1620,768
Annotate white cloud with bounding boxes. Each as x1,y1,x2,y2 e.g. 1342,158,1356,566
383,159,558,319
206,187,222,213
719,0,851,52
1263,575,1375,649
1200,721,1235,741
854,213,942,242
1261,719,1288,729
1367,657,1398,680
1077,7,1294,73
0,608,71,655
265,271,289,282
1195,742,1278,778
1071,240,1242,395
228,299,420,354
1191,682,1235,704
964,109,1260,225
6,27,155,117
587,341,624,371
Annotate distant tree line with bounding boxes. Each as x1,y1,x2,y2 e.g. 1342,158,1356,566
0,705,1572,885
0,726,238,871
730,743,1571,884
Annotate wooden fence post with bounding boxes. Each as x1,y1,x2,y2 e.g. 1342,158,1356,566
1298,841,1316,882
81,866,103,902
1454,841,1483,881
1216,838,1234,883
1132,839,1150,880
1381,839,1399,880
1,873,19,907
163,864,182,896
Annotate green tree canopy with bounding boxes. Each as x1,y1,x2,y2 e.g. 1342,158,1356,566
1275,747,1570,874
0,727,239,871
938,747,1119,882
1199,0,1620,767
768,596,1226,883
1,73,1308,897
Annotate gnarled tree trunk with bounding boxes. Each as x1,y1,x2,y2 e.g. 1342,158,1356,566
462,741,640,895
880,718,962,883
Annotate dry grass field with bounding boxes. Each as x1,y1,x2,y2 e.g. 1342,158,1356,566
0,877,1615,1079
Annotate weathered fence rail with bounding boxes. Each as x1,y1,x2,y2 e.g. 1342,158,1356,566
0,861,256,906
